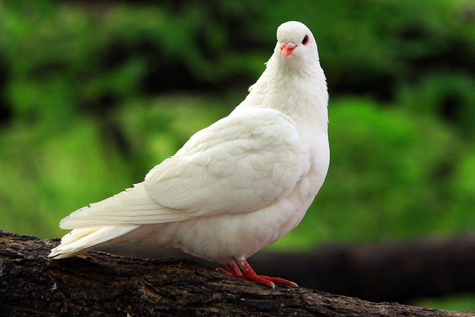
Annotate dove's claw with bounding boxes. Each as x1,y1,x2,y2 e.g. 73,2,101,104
216,268,231,275
243,275,275,289
260,276,298,287
218,258,296,289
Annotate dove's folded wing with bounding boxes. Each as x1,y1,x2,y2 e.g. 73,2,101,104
59,181,190,229
60,108,311,229
144,108,311,217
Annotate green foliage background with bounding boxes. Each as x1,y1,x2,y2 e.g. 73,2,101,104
0,0,474,309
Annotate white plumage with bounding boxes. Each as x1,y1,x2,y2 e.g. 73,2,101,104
50,21,329,288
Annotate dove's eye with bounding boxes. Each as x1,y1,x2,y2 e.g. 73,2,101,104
302,35,309,45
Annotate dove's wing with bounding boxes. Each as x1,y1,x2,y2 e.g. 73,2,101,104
144,108,311,217
59,108,312,230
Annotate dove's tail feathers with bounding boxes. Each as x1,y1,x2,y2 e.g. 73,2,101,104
59,182,189,230
49,226,140,259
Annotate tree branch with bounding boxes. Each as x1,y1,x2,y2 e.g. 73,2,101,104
103,234,475,303
0,230,471,316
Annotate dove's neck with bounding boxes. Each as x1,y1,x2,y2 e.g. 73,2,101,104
237,54,328,133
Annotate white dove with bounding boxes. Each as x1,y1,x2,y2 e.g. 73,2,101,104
49,21,329,289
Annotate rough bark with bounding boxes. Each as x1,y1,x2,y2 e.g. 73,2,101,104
102,234,475,303
0,230,472,317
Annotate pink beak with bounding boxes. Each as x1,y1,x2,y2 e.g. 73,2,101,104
281,42,296,58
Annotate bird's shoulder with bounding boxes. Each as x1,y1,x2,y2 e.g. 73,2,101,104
143,108,311,215
176,108,301,157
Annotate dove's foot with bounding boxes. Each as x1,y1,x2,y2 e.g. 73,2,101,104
258,275,299,287
217,258,298,289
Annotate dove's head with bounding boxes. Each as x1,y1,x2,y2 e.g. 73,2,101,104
275,21,319,65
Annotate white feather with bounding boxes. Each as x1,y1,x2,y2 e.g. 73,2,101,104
59,183,190,229
49,226,139,259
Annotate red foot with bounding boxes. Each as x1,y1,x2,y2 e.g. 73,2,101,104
216,258,298,289
216,268,231,275
259,275,298,288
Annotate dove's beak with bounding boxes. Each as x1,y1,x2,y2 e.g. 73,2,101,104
281,42,296,58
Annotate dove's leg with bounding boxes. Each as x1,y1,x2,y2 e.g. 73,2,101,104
217,260,274,287
237,259,298,288
217,258,298,289
234,259,276,288
216,262,242,276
